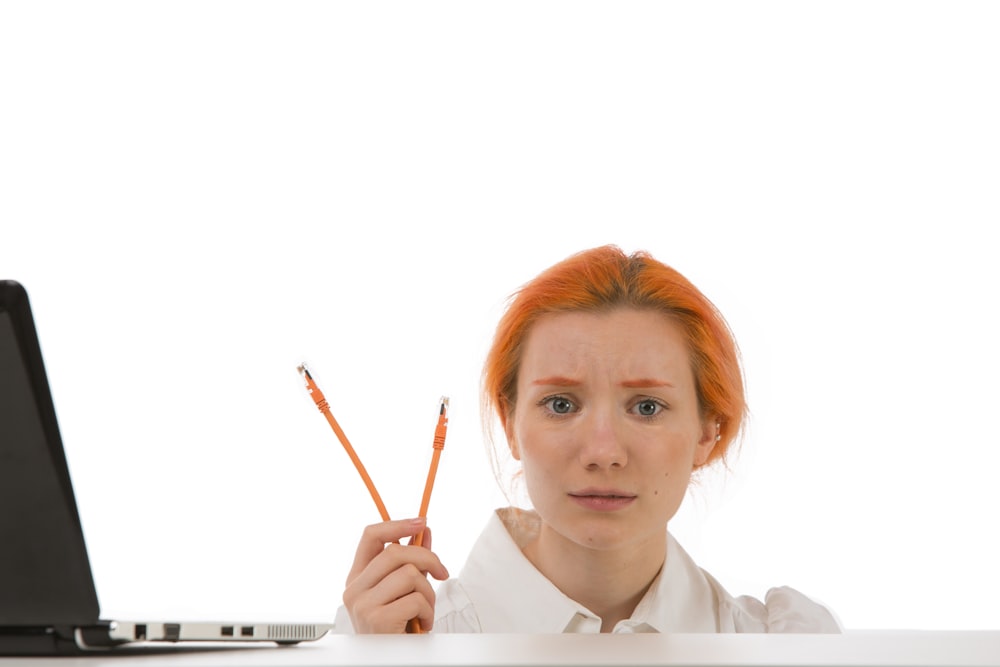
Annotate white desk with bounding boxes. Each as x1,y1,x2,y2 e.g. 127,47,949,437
4,632,999,666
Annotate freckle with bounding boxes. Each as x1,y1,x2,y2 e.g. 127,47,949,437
654,490,658,496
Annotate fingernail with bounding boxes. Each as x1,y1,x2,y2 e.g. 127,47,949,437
409,517,426,526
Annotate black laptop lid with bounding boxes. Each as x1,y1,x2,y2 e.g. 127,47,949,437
0,280,100,626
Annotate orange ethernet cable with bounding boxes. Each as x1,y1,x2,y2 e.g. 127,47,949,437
297,363,390,522
407,396,449,634
412,396,449,549
297,363,449,634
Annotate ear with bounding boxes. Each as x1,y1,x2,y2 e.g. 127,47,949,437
505,417,522,461
693,417,718,468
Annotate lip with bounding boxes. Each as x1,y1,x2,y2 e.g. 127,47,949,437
568,488,637,512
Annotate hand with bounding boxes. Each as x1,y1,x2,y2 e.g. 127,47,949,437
342,518,450,634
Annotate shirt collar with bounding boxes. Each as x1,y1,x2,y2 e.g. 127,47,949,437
457,508,592,632
456,508,719,633
627,532,719,632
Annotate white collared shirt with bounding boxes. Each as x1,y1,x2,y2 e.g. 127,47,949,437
335,508,841,634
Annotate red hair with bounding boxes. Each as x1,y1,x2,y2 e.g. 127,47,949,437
482,245,746,469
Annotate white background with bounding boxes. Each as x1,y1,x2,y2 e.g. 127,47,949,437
2,2,998,631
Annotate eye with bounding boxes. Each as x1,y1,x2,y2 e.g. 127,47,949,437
631,398,665,418
541,395,576,415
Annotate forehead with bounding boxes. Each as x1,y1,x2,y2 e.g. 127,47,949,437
518,308,694,384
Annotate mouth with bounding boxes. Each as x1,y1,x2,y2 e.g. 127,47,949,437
568,489,637,511
569,489,636,499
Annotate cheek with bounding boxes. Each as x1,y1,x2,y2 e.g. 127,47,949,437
514,437,550,472
645,444,697,496
514,434,568,493
510,415,563,464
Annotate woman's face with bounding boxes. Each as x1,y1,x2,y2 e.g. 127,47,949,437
507,308,716,553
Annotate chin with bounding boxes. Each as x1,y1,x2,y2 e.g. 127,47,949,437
570,515,672,552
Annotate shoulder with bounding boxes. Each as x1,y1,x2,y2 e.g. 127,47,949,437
670,532,842,633
657,533,841,633
707,575,843,633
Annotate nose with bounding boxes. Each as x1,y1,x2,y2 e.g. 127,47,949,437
577,409,627,470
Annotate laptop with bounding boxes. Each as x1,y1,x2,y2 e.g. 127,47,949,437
0,280,334,655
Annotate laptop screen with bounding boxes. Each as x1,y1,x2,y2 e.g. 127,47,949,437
0,281,100,626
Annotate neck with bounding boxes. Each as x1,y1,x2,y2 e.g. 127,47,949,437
522,523,666,632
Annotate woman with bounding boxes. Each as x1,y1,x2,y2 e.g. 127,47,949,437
337,245,840,634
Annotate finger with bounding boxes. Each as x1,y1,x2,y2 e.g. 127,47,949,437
370,562,439,615
405,528,447,582
347,563,439,634
348,541,449,598
353,538,447,586
347,518,426,584
354,589,437,634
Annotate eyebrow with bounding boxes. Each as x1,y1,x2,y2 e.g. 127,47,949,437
529,376,675,389
531,376,580,387
619,378,675,389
